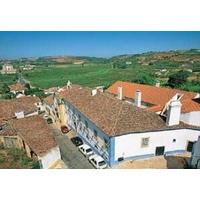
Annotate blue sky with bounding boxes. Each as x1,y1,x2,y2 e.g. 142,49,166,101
0,31,200,59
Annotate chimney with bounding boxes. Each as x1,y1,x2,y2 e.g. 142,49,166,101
117,87,123,100
91,89,97,96
96,86,104,93
135,90,142,107
67,80,72,89
15,111,24,119
166,100,182,126
155,81,160,87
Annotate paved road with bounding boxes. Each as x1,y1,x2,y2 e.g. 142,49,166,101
51,129,94,169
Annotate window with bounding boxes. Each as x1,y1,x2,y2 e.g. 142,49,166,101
103,137,109,149
141,137,149,147
85,120,88,128
173,139,176,143
94,129,98,137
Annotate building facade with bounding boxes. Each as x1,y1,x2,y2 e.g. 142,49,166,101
57,84,200,167
1,64,16,74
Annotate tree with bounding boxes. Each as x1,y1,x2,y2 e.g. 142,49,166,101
132,71,155,85
112,61,127,69
25,87,46,99
24,83,31,90
0,83,10,94
168,70,190,88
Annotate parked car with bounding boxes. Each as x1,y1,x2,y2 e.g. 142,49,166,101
88,154,107,169
78,144,93,157
71,136,83,147
61,126,70,134
46,118,53,124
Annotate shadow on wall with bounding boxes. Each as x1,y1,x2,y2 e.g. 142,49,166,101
164,155,190,169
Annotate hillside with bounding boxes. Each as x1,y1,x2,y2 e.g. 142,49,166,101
1,49,200,93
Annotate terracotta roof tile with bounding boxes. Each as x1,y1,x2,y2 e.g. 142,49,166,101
0,123,17,136
44,95,54,105
107,81,198,113
9,116,57,156
9,82,25,91
0,96,40,121
181,98,200,113
59,85,194,137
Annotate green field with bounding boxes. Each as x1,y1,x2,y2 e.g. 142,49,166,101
1,49,199,92
22,64,150,89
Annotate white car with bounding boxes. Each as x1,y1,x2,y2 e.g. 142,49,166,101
78,144,93,157
43,114,49,120
88,154,107,169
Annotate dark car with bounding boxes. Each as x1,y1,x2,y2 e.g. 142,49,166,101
61,126,70,134
47,118,53,124
71,136,83,147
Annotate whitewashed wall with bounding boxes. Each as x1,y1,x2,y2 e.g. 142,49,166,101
38,146,61,169
180,111,200,126
114,129,200,161
64,102,109,161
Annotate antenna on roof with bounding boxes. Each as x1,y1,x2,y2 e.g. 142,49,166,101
67,80,72,90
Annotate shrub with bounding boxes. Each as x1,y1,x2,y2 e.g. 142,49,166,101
25,87,46,99
0,152,6,163
32,161,41,169
168,70,191,88
8,148,25,162
132,71,156,85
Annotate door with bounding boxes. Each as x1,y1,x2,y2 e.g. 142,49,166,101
187,141,194,152
155,146,165,156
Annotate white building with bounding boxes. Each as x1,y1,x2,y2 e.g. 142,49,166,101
107,81,200,126
1,64,16,74
58,84,200,166
8,82,25,96
0,115,61,169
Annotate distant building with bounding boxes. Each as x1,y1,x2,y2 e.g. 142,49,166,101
21,64,35,71
73,61,84,65
1,64,16,74
126,61,132,65
0,115,61,169
0,96,61,169
161,69,167,72
44,87,64,95
9,82,25,96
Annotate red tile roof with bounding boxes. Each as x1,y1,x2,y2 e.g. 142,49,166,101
0,96,40,122
44,87,59,94
0,123,17,136
44,95,54,105
107,81,198,113
59,85,193,137
9,116,57,156
181,98,200,113
9,82,25,91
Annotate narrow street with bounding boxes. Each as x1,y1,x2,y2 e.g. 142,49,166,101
51,128,94,169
